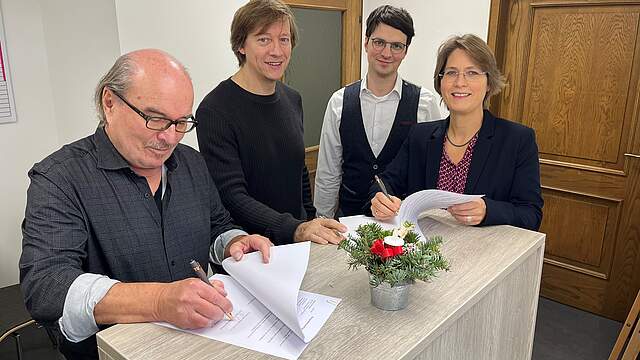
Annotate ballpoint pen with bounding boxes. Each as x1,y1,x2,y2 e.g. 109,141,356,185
374,175,393,201
189,259,234,321
374,175,399,215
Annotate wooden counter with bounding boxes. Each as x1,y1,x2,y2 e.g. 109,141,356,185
97,209,545,359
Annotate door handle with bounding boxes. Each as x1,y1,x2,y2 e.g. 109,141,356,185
624,153,640,158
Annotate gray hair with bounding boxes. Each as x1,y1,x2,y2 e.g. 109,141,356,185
94,50,192,126
94,54,137,126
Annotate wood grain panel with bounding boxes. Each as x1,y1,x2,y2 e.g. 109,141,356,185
541,158,625,176
607,156,640,319
543,258,607,279
522,6,638,166
540,186,621,279
341,0,361,85
541,193,609,266
305,145,319,196
285,0,346,10
491,0,533,121
540,163,625,199
541,262,607,314
416,247,543,360
97,211,546,360
487,0,510,112
489,0,640,321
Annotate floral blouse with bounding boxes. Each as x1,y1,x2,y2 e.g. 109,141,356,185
436,134,478,194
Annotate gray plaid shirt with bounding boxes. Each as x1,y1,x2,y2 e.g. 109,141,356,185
20,127,244,339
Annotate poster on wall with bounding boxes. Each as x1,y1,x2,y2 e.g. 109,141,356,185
0,8,16,124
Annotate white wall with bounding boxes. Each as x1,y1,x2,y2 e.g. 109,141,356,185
0,0,120,287
40,0,121,145
0,0,59,287
114,0,246,149
362,0,491,114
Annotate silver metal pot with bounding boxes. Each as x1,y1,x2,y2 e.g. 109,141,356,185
369,277,412,311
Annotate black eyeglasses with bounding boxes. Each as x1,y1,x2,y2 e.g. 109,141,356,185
369,37,407,54
111,90,198,133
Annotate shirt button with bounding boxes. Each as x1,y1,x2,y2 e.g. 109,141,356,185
170,260,176,266
373,164,379,170
144,193,150,198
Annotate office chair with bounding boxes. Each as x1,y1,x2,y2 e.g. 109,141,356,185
0,284,37,360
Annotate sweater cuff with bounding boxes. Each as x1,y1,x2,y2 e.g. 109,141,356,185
276,217,305,244
210,229,249,265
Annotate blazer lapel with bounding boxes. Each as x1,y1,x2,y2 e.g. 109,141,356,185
425,119,447,188
466,110,496,193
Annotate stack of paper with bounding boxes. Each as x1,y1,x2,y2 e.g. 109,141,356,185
341,189,483,240
157,242,340,360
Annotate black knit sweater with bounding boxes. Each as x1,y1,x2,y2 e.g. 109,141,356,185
196,79,315,245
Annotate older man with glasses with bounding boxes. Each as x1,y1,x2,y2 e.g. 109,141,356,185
314,5,441,219
19,49,272,360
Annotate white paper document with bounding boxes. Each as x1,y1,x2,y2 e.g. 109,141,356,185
155,242,340,360
341,189,483,240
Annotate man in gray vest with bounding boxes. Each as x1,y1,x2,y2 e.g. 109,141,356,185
314,5,441,218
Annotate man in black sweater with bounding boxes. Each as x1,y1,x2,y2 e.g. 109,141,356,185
196,0,346,246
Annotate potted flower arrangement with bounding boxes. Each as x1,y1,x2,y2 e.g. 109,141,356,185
338,221,449,310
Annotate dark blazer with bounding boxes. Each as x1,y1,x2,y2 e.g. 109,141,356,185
369,110,543,231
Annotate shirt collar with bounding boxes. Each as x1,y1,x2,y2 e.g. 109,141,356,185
94,126,178,172
361,73,403,99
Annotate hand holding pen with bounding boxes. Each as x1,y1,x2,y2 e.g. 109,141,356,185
150,274,233,330
371,175,401,220
190,259,234,320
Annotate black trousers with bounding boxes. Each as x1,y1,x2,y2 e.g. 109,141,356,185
47,324,99,360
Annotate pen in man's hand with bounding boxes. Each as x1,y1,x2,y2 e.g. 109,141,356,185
374,175,393,201
189,259,234,321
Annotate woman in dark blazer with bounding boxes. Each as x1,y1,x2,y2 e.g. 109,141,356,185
369,34,543,231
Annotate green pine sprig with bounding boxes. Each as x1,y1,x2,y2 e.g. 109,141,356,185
338,223,450,287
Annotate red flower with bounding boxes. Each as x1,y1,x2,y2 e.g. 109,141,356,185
370,239,385,257
390,245,403,256
370,239,403,261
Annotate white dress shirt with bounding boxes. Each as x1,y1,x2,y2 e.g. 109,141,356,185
314,75,441,218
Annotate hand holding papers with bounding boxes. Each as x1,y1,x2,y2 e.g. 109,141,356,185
222,242,338,343
398,190,483,226
156,242,340,360
446,197,488,226
344,189,483,240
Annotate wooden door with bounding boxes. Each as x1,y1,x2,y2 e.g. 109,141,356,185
488,0,640,321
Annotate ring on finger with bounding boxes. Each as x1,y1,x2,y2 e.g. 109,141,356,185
466,215,472,223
